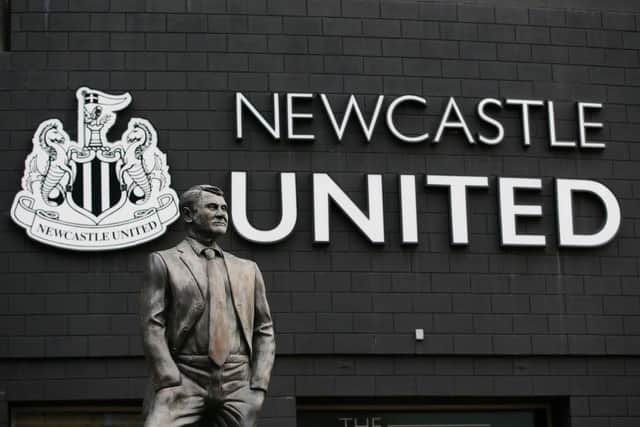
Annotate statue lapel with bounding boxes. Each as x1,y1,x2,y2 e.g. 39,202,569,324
176,239,207,300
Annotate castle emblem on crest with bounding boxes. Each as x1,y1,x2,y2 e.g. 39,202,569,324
11,87,180,251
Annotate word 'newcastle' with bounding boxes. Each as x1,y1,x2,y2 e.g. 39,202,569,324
236,92,604,148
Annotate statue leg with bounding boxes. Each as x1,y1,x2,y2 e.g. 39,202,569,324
209,359,265,427
144,373,208,427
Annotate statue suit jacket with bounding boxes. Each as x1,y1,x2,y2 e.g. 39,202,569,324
140,239,275,392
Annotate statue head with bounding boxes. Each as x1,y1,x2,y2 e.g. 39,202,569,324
179,184,228,244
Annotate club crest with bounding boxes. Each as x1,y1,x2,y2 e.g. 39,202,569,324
11,87,180,251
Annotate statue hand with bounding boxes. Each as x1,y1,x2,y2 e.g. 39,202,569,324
250,388,265,410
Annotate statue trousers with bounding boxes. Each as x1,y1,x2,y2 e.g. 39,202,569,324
144,354,264,427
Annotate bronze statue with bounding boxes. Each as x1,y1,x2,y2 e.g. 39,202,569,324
141,184,275,426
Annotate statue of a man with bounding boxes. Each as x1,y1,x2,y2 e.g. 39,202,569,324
141,184,275,426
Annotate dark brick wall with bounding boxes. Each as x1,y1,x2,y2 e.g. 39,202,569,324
0,0,639,426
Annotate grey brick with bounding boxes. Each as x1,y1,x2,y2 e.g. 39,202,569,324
68,32,109,50
88,336,128,356
342,0,380,18
531,45,569,63
516,26,550,43
590,397,627,416
167,53,207,71
364,19,400,37
208,15,248,33
187,34,226,52
292,293,331,312
460,41,496,60
478,24,515,42
283,17,322,35
567,10,602,28
434,314,473,333
146,33,186,51
266,0,306,16
453,295,491,313
229,35,267,53
529,8,565,26
323,18,362,36
364,57,402,75
531,295,565,313
110,0,145,11
110,33,145,50
442,59,479,78
90,52,124,69
167,14,208,33
498,43,531,61
308,36,342,54
49,13,91,31
381,1,418,19
126,13,165,32
147,71,187,90
587,30,623,48
211,53,249,71
46,336,88,357
248,16,283,34
401,20,439,39
532,335,569,354
493,335,531,354
495,7,528,24
251,54,284,72
308,0,341,16
492,295,530,313
605,296,640,315
458,4,494,23
420,40,459,59
603,12,636,30
551,28,586,46
146,0,185,13
454,335,492,353
268,35,307,54
549,315,586,334
403,58,440,77
440,22,477,40
187,0,226,12
90,13,125,31
419,3,457,21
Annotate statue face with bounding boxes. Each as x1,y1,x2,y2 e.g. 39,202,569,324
186,191,228,240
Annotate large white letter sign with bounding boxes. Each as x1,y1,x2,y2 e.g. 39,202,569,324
236,92,280,140
505,99,543,147
578,102,605,148
286,92,314,140
498,177,545,247
313,174,385,244
386,95,429,143
231,172,297,243
556,179,621,247
426,175,489,245
321,94,384,142
399,175,418,244
434,97,474,144
477,98,504,145
547,101,576,148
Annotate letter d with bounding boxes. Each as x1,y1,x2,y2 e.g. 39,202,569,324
556,179,621,247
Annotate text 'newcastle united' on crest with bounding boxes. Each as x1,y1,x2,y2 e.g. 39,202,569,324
11,87,180,251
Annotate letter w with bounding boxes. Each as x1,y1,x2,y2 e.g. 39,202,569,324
320,94,384,142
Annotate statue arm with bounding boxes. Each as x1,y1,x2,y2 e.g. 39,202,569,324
250,262,276,392
140,252,181,390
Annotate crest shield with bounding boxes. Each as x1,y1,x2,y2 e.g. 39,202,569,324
10,87,180,251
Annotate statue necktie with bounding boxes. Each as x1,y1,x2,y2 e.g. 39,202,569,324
204,248,230,366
